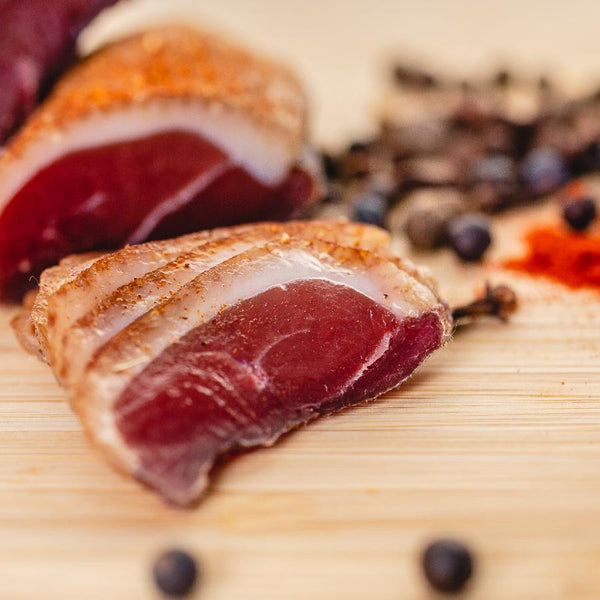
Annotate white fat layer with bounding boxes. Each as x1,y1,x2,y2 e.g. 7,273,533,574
46,223,387,362
61,237,266,385
46,232,215,351
0,100,298,213
57,225,389,385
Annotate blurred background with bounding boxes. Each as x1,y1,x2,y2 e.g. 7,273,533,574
86,0,600,146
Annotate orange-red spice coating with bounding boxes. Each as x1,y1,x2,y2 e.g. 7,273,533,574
504,224,600,290
3,26,306,162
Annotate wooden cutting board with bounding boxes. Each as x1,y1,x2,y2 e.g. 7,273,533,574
3,2,600,598
2,201,600,600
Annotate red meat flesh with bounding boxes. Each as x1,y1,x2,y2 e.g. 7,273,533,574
0,131,314,299
115,279,444,503
0,0,121,142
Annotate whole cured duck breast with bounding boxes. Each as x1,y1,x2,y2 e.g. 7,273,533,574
0,26,322,300
13,221,452,506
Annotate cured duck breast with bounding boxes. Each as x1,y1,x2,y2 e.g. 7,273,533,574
12,221,451,506
0,26,322,300
0,0,121,143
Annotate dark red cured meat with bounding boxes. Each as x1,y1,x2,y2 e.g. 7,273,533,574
115,279,444,504
0,0,121,143
0,131,315,300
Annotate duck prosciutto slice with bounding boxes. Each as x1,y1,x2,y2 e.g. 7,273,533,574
45,222,390,386
0,0,121,143
19,220,387,366
0,26,322,300
66,236,449,506
11,222,450,505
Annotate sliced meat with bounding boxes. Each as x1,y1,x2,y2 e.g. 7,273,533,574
29,221,387,367
48,221,390,387
67,237,451,506
0,0,121,143
0,26,323,300
11,221,450,505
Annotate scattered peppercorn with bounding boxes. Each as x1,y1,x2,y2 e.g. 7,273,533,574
317,61,600,264
562,197,597,231
447,214,492,262
520,147,569,197
153,549,199,597
404,208,449,249
352,193,388,227
392,64,438,88
422,539,474,594
494,69,511,87
401,192,464,249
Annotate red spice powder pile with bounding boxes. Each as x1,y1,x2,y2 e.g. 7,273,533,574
503,225,600,290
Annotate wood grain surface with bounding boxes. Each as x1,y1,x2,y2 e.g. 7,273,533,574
3,1,600,599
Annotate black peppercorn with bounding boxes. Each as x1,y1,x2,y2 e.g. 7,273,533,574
494,69,511,87
352,193,388,227
520,146,569,197
153,549,199,597
404,208,449,249
563,197,597,231
422,539,474,593
392,64,437,88
320,151,340,180
447,214,492,262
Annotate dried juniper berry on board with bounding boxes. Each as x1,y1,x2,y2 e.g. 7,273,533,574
153,549,199,597
422,539,474,594
447,214,492,262
520,146,569,197
562,196,597,231
352,192,388,227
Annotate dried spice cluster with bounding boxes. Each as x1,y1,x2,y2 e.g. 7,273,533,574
320,63,600,261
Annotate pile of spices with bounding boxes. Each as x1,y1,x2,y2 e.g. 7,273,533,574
503,224,600,290
319,61,600,262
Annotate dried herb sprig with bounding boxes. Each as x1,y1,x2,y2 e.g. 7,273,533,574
452,283,518,325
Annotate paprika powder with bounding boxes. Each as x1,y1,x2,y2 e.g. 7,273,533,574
504,224,600,290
